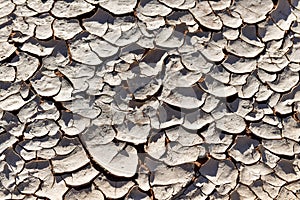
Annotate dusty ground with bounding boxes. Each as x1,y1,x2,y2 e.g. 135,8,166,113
1,0,300,199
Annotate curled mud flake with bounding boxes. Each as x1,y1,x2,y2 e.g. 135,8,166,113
157,103,184,129
236,75,260,99
30,70,62,97
27,0,54,13
222,28,240,40
155,26,184,48
88,35,119,58
267,68,299,93
261,173,286,190
15,144,36,161
229,73,249,86
0,42,16,62
179,176,215,199
82,123,115,145
53,78,74,102
137,0,172,17
209,65,231,84
82,8,110,38
257,54,289,73
0,148,24,188
262,138,300,156
144,131,167,162
215,113,246,134
223,55,256,74
194,38,226,63
289,62,300,72
258,18,286,42
136,13,165,31
255,85,273,102
240,163,273,186
82,141,138,177
23,119,59,139
201,94,220,113
179,46,213,73
179,0,196,9
16,99,38,123
99,0,137,15
189,1,223,30
275,159,300,182
125,186,151,200
69,41,102,65
161,86,206,109
164,142,206,166
199,75,237,98
270,0,297,31
53,137,80,157
17,176,41,194
0,82,21,101
228,136,260,164
200,158,238,195
250,122,282,139
217,10,242,29
0,93,27,111
250,180,274,200
112,25,141,47
135,165,151,192
257,69,277,83
127,75,162,100
183,109,214,130
32,99,60,121
51,145,89,173
62,164,100,187
165,125,203,146
0,112,25,137
145,157,194,186
274,100,293,115
58,111,90,136
53,19,82,40
20,38,56,57
234,0,274,24
10,52,39,81
37,148,56,160
63,94,101,119
94,174,135,199
226,38,265,58
115,112,150,145
51,0,95,18
65,186,105,200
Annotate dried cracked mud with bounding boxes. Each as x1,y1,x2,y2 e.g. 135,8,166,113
1,0,300,199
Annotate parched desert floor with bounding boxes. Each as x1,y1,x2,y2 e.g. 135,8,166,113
1,0,300,199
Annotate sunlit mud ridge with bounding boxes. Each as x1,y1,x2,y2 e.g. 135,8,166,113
1,0,300,199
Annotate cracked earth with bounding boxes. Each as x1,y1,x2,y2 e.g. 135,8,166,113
1,0,300,199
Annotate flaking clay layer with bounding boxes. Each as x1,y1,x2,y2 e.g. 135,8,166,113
1,0,300,199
